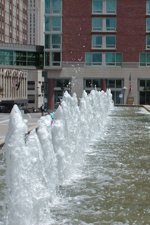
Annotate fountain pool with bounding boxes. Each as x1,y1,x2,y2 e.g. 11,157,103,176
0,91,150,224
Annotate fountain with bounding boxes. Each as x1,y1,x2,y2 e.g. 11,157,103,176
3,89,114,225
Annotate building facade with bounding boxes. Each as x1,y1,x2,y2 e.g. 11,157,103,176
44,0,150,109
28,0,44,45
0,0,28,44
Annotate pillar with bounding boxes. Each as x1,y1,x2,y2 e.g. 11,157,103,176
48,79,54,110
101,79,107,92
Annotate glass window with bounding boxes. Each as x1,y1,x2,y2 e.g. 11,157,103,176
52,0,61,13
85,79,101,88
0,50,13,65
106,0,116,14
146,35,150,48
85,53,92,66
92,18,102,31
147,80,150,86
92,53,102,65
116,53,122,66
140,92,145,104
92,0,102,13
140,53,146,66
146,18,150,31
52,52,60,66
106,35,116,48
106,18,116,31
86,80,92,87
27,52,37,66
146,1,150,14
45,0,61,14
107,79,115,88
28,95,35,103
85,53,102,66
52,17,61,31
28,81,35,90
106,53,122,66
92,35,102,48
93,79,100,88
45,17,50,31
45,52,50,66
140,80,145,87
45,34,50,48
106,52,115,65
52,34,61,48
147,53,150,65
45,0,50,14
116,80,122,88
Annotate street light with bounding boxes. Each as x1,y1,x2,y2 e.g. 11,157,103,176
122,86,127,104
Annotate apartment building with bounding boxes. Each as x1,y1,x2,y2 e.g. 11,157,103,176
44,0,150,109
0,0,28,44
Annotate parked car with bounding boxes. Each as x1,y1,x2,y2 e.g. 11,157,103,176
0,106,10,113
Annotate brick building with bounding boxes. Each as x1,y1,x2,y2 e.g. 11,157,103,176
0,0,28,44
44,0,150,109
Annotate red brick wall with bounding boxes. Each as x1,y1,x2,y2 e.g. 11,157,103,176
62,0,92,62
62,0,147,63
116,0,146,62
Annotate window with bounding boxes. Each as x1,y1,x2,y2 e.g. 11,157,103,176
52,34,61,48
45,16,61,31
28,95,35,103
147,18,150,31
146,35,150,49
92,35,116,49
106,18,116,31
45,34,61,49
45,17,50,31
28,81,35,90
45,52,50,66
45,52,61,67
92,35,102,48
85,79,101,88
106,35,116,48
106,0,116,14
45,0,51,13
106,53,122,66
52,17,61,31
92,18,102,31
146,1,150,14
45,34,50,48
45,0,61,14
140,53,150,66
92,0,102,13
85,52,102,66
52,52,60,66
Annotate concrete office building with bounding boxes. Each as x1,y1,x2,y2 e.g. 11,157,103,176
44,0,150,109
28,0,44,45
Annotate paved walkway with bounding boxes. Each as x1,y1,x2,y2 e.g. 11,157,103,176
143,105,150,112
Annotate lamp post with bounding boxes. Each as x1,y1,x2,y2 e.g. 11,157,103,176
122,86,127,104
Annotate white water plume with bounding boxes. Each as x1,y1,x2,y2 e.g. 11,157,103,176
4,89,114,225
